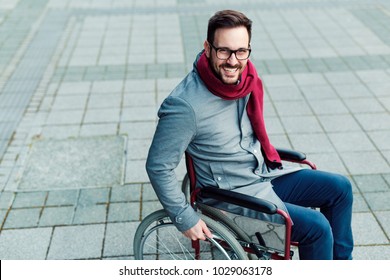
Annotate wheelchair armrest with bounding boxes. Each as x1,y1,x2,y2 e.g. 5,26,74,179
276,147,306,162
199,187,277,215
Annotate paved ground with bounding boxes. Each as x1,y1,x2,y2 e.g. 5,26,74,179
0,0,390,260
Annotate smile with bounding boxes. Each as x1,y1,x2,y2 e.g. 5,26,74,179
223,67,238,73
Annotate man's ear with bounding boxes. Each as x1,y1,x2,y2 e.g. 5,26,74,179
203,40,210,58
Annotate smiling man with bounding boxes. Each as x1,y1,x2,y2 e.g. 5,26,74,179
205,26,250,84
146,10,353,260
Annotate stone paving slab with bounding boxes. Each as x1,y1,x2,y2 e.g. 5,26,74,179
0,0,389,260
17,136,126,191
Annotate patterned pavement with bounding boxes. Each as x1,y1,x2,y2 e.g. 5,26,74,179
0,0,390,259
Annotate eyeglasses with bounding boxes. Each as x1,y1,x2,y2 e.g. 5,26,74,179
209,42,251,60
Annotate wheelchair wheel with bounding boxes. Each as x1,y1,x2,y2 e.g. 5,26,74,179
133,209,248,260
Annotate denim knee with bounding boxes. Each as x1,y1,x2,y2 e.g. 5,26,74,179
334,174,353,206
297,211,333,259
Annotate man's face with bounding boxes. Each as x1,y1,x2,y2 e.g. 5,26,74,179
204,26,250,85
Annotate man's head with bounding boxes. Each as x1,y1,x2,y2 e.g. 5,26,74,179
204,10,252,85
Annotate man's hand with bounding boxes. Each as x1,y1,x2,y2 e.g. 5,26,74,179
182,219,213,241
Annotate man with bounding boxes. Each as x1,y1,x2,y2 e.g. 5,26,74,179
146,10,353,260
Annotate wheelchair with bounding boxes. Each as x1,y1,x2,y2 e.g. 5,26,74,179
133,148,316,260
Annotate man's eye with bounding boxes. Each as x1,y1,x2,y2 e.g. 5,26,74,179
218,49,230,54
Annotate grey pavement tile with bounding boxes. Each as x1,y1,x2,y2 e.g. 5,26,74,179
3,208,41,229
324,72,360,85
306,152,348,175
284,58,309,71
110,184,141,203
268,134,291,151
87,93,122,109
333,84,372,99
352,212,388,246
366,82,390,97
352,193,370,213
125,159,149,183
363,192,390,211
123,92,156,107
379,96,390,111
304,58,329,72
353,245,390,260
260,74,296,88
57,81,91,95
0,228,52,259
344,98,386,114
266,86,303,101
142,183,158,201
78,188,110,206
383,152,390,166
41,125,80,139
127,139,150,160
119,121,156,140
355,113,390,131
39,206,74,226
73,204,107,224
19,137,125,191
375,211,390,238
103,222,139,258
308,99,349,115
289,133,335,154
0,192,14,209
384,174,390,186
342,56,370,70
300,85,338,100
13,191,47,208
46,110,84,125
356,70,390,84
46,189,79,206
328,131,376,152
322,57,350,72
264,60,288,74
274,100,313,116
293,73,328,86
339,151,390,175
107,202,139,222
369,131,390,150
52,95,88,110
353,174,390,193
0,209,6,226
263,101,277,117
47,224,105,259
83,108,121,124
280,116,323,134
80,123,118,137
141,201,163,219
121,106,157,122
318,115,362,133
124,79,156,93
264,117,284,135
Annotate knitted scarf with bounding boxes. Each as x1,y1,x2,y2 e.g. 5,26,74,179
197,52,282,169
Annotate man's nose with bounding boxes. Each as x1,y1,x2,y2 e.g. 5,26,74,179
226,52,239,64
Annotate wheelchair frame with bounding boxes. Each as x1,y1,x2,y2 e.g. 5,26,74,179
133,148,316,260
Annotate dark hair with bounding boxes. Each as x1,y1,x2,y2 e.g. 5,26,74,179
207,10,252,45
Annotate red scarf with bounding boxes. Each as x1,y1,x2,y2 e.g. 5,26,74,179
197,52,281,168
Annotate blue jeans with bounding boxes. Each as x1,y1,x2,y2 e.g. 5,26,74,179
272,169,353,260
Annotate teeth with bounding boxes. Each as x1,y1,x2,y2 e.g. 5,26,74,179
224,67,237,73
